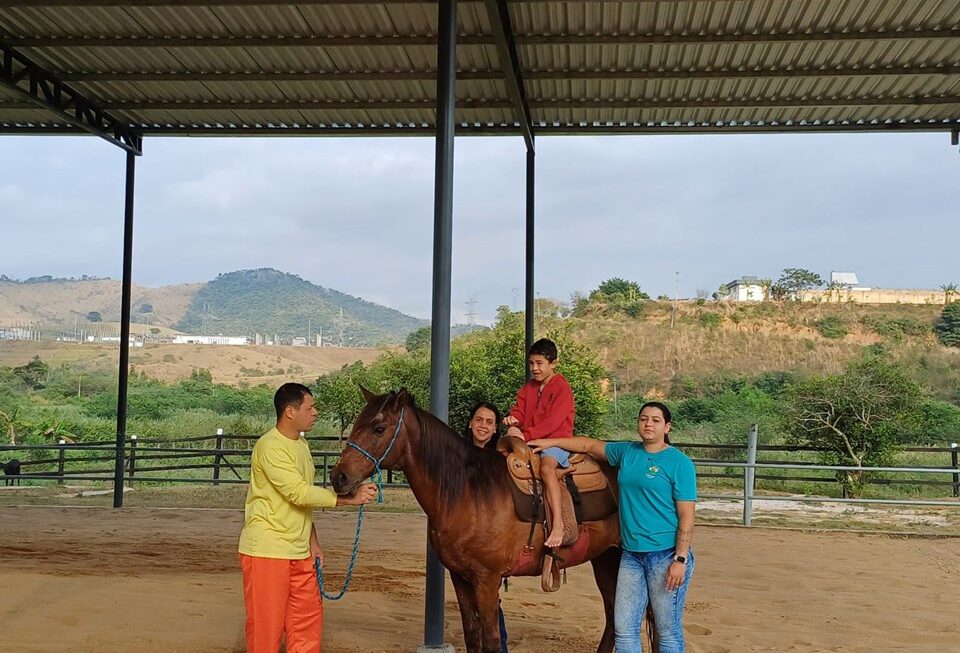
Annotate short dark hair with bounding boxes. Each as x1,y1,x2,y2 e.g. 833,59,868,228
275,383,312,420
462,401,502,450
638,401,672,444
528,338,558,362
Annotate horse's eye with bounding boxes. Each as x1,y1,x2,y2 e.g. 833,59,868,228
373,426,386,436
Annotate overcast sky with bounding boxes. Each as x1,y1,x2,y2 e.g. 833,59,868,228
1,131,958,325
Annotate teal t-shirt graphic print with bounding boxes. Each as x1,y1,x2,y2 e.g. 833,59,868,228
604,442,697,552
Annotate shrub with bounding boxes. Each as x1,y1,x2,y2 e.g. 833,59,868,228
815,315,848,339
935,302,960,347
698,312,722,328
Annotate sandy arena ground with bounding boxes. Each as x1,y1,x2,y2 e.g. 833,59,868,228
1,505,958,653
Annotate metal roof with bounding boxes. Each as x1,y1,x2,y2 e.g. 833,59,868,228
2,0,960,145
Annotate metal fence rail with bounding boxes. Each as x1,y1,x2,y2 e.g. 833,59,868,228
2,428,959,523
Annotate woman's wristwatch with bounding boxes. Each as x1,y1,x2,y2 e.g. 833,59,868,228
673,554,687,564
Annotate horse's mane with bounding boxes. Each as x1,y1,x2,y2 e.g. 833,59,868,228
412,405,511,510
357,391,510,510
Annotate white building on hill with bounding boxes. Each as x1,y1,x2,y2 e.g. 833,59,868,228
721,276,765,301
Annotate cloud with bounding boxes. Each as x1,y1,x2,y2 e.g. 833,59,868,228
1,131,958,324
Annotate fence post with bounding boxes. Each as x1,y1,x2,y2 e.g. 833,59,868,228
57,439,66,485
127,435,137,487
743,424,758,527
951,442,959,499
213,427,223,485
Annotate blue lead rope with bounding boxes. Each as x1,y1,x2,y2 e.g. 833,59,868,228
314,404,405,600
314,502,367,601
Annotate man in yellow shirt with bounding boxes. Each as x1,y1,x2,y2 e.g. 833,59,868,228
239,382,375,653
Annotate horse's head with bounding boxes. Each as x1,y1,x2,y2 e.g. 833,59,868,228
331,386,414,495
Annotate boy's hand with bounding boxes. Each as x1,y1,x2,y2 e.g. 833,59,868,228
502,415,519,427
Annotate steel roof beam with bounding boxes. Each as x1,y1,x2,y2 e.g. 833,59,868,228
55,64,960,83
0,42,141,153
482,0,533,151
4,121,958,137
16,95,951,111
7,28,959,48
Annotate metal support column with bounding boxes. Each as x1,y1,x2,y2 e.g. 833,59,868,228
113,149,136,508
421,0,456,650
525,144,535,358
742,424,758,526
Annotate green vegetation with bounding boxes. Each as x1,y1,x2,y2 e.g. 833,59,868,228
935,302,960,347
0,361,277,447
4,279,960,505
573,277,649,318
814,315,848,339
771,268,823,300
783,356,922,495
176,268,427,345
315,306,607,437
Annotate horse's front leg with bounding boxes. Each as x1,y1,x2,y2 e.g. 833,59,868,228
450,570,483,653
474,573,506,653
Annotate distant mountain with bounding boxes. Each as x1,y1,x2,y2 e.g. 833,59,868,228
174,268,427,346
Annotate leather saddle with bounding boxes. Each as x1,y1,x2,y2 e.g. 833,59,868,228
497,437,618,544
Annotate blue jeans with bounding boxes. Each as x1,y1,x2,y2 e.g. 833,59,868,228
614,548,694,653
497,603,509,653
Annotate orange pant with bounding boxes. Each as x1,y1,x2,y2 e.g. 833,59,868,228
240,554,323,653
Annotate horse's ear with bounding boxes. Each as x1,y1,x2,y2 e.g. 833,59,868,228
394,387,411,406
359,385,375,403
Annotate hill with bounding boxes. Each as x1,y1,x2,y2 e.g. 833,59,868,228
566,299,960,401
0,269,427,346
175,268,426,346
0,277,200,328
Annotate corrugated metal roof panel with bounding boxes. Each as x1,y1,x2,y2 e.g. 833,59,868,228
1,0,959,136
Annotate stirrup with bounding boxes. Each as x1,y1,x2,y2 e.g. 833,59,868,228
541,549,562,593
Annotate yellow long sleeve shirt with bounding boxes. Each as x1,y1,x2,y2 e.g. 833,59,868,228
238,428,338,559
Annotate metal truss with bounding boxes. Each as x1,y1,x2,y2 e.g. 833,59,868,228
0,43,142,154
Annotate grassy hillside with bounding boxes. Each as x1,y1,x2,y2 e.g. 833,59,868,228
0,269,427,346
567,299,960,402
0,278,199,327
175,268,426,346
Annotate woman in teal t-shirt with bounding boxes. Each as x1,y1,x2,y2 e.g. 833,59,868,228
530,401,697,653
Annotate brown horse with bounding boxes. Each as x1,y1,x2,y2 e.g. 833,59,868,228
331,388,623,653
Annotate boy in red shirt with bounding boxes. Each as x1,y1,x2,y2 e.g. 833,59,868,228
503,338,575,548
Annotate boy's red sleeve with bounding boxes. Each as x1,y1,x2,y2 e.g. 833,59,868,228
508,384,527,423
522,380,574,440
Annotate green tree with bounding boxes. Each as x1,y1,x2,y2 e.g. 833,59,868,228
585,278,650,318
771,268,823,300
935,302,960,347
13,356,50,390
317,308,608,438
314,361,371,436
592,278,649,301
405,326,432,354
940,283,958,305
86,311,102,323
783,357,922,496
